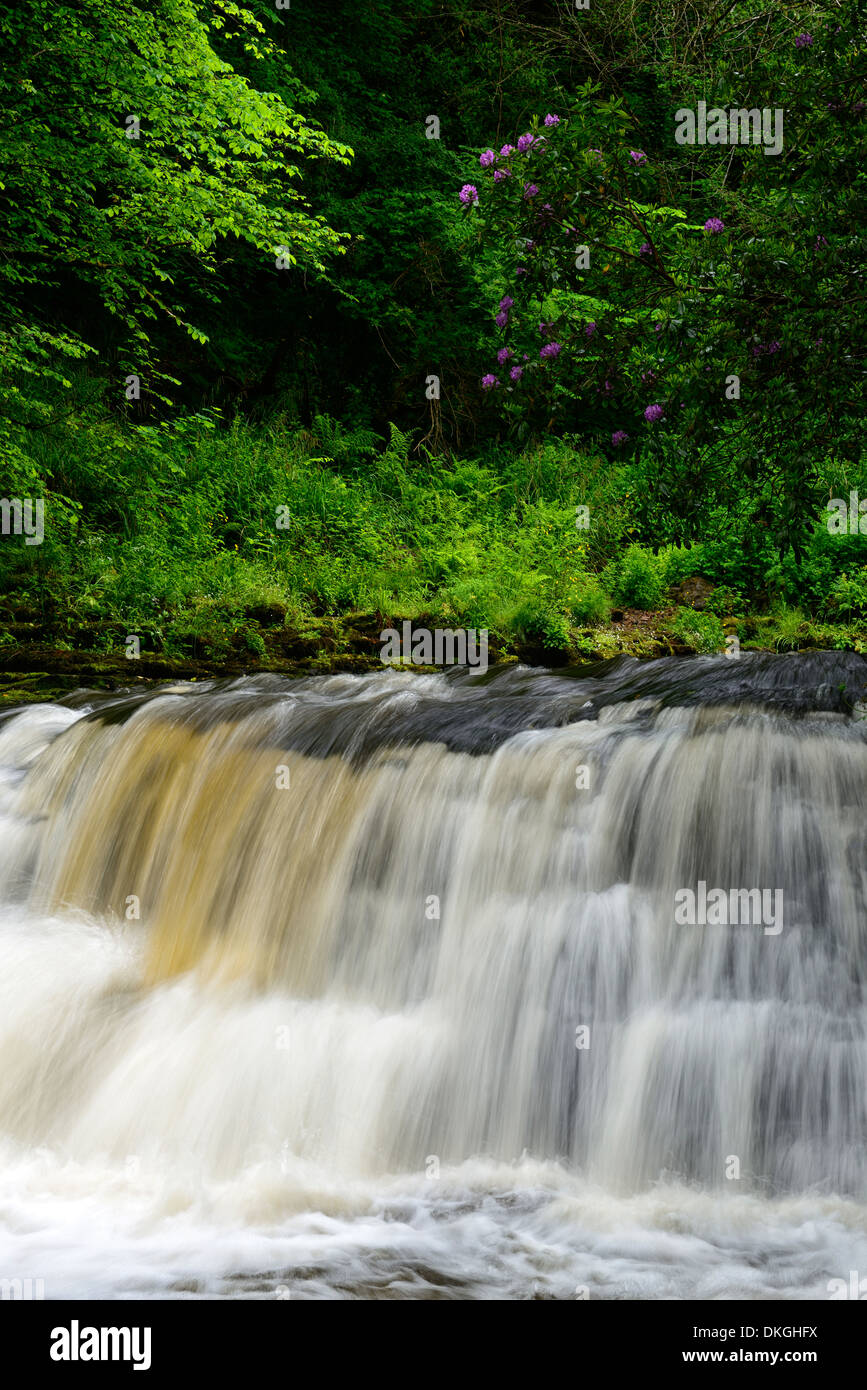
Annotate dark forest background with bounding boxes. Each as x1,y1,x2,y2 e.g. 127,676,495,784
1,0,866,676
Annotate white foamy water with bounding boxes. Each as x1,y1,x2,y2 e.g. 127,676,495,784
0,663,865,1299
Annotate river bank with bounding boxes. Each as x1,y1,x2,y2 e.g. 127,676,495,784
2,606,864,707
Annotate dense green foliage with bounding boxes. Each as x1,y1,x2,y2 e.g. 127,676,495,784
1,0,866,671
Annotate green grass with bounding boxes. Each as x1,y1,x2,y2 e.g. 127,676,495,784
2,409,866,665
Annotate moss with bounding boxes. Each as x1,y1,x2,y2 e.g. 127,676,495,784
1,600,866,706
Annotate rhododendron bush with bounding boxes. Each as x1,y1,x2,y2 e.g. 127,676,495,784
453,12,866,558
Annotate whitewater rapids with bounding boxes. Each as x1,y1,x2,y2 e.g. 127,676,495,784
0,654,866,1299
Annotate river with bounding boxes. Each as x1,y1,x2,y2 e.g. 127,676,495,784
1,653,866,1299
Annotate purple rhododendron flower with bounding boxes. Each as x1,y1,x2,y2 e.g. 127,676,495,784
543,114,560,127
459,184,479,205
585,322,597,336
815,235,828,249
540,342,561,359
494,311,509,328
510,365,523,381
704,217,725,233
481,374,499,390
499,296,514,310
523,182,539,199
517,133,535,152
767,341,781,354
479,150,495,168
493,169,511,183
497,347,512,365
639,242,652,255
612,431,629,446
795,33,813,49
644,403,664,422
515,265,528,276
499,144,515,158
629,150,647,163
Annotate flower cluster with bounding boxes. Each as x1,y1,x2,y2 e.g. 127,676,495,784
469,117,569,387
795,32,813,49
462,119,559,207
644,404,664,423
704,217,725,234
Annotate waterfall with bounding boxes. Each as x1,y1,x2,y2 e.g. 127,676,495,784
1,653,866,1298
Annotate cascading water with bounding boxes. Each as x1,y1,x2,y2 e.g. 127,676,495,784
1,652,866,1299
